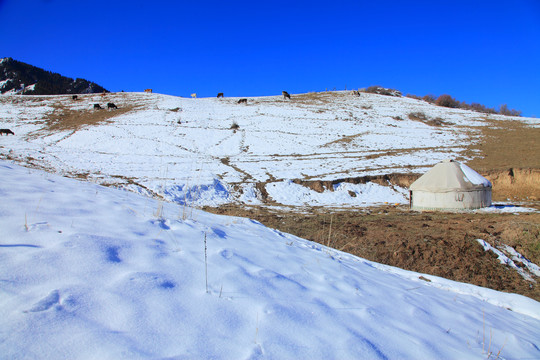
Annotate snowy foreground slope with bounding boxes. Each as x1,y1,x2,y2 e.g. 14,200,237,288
1,91,537,207
1,161,539,359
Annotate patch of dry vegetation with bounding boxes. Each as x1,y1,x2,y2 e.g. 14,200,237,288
43,103,135,133
468,119,540,171
465,119,540,201
408,111,451,126
291,91,349,105
406,93,522,116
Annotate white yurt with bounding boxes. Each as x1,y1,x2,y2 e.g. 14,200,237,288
409,160,492,211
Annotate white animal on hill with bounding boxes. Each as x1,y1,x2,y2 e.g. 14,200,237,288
191,93,197,98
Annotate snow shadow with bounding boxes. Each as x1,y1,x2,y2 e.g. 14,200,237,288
0,244,41,248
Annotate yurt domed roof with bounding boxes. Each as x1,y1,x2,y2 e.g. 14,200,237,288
410,160,491,193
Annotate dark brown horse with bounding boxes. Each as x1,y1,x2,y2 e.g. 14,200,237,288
0,129,14,135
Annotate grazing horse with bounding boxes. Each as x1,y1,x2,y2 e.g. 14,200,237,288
282,91,291,100
144,89,152,93
0,129,14,136
93,104,102,109
217,93,224,98
237,98,247,104
72,95,78,100
107,102,118,109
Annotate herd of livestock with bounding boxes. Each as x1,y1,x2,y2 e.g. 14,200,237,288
0,89,364,136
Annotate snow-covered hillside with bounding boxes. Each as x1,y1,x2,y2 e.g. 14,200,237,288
1,161,539,359
0,91,537,207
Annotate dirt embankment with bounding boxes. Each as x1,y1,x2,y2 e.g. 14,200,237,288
283,168,540,202
484,168,540,201
291,173,419,193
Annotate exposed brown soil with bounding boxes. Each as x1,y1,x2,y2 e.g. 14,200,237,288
206,205,540,301
291,173,418,193
11,94,138,140
466,118,540,201
467,119,540,171
41,104,134,134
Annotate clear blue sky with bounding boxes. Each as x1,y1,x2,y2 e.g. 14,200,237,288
1,0,539,116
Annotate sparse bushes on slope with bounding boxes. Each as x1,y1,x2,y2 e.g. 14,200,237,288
498,104,522,117
406,92,522,117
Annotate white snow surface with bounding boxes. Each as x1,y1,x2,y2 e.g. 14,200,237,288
266,180,409,207
460,162,492,187
1,160,540,359
1,91,536,207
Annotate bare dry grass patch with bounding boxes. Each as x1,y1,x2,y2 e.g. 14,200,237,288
21,102,136,140
292,91,348,105
408,112,451,126
467,119,540,171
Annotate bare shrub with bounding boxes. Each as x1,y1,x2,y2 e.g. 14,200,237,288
406,94,422,100
415,92,521,117
408,112,450,126
469,102,496,114
498,104,522,117
408,112,428,121
427,117,451,126
422,94,436,103
435,94,460,108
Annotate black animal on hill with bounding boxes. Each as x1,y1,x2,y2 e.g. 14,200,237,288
72,95,78,100
107,102,118,109
282,91,291,100
93,104,102,109
217,93,224,98
0,129,15,135
237,98,247,104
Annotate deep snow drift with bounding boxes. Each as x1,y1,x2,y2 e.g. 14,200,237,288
1,161,539,359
